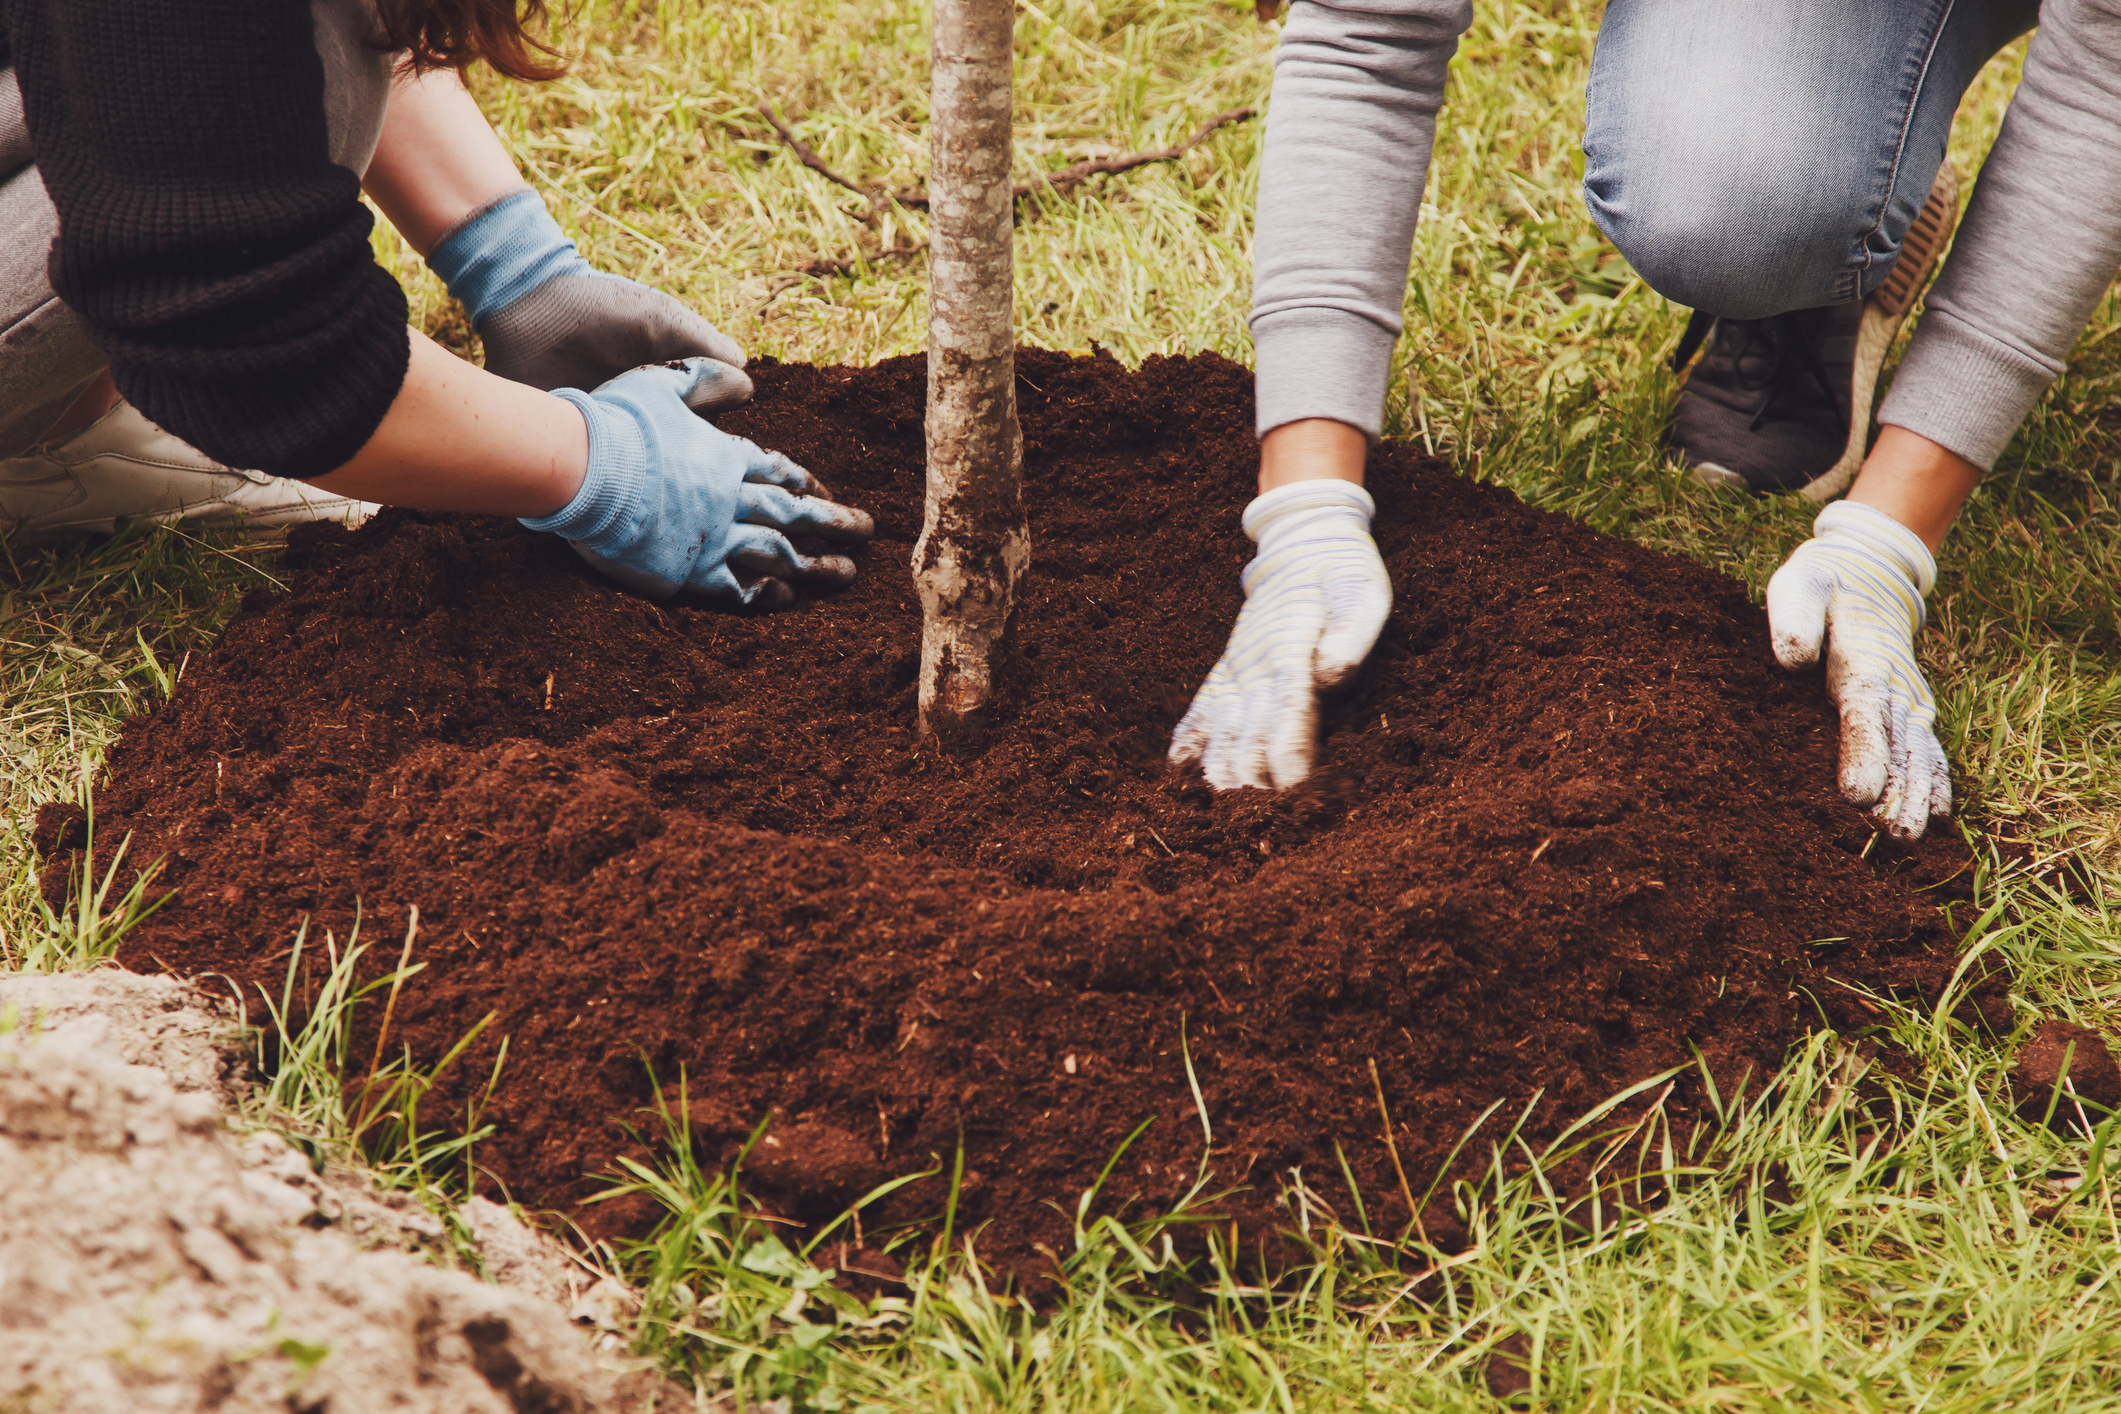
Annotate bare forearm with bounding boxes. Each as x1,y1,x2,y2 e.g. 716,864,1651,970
307,331,587,515
1847,425,1979,553
362,66,526,255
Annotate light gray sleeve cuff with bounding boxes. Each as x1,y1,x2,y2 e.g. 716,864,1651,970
1872,0,2121,472
1876,308,2059,471
1251,306,1400,442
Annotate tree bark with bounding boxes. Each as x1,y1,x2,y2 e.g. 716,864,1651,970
914,0,1027,739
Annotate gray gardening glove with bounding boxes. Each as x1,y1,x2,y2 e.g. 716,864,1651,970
427,188,752,401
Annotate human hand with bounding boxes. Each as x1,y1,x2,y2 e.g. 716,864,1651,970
524,359,874,606
1766,499,1949,840
1169,480,1390,788
428,189,753,399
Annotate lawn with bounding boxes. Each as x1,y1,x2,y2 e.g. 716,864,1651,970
5,0,2121,1407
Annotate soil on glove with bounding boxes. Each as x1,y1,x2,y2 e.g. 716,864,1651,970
51,350,1984,1282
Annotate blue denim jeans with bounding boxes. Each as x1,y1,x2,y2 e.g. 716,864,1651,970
1584,0,2039,319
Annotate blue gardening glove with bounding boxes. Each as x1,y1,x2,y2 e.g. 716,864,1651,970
429,188,753,399
523,359,875,606
1766,499,1950,841
1169,480,1391,788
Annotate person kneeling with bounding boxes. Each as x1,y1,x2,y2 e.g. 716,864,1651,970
0,0,870,606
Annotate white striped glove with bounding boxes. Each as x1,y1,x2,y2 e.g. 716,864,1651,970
1766,500,1950,841
1169,480,1391,789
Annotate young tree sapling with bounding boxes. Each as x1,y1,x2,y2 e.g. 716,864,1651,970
913,0,1028,738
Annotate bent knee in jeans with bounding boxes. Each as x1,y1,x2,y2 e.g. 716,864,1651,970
1582,143,1869,319
1579,0,2034,321
1580,43,1888,319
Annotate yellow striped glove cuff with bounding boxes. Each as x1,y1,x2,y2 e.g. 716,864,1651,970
1814,499,1937,610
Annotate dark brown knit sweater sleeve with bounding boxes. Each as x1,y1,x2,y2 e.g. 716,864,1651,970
4,0,408,479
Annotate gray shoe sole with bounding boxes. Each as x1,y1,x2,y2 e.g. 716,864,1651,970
1688,459,1749,493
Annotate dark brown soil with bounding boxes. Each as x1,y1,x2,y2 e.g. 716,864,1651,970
55,350,1986,1282
2013,1020,2121,1130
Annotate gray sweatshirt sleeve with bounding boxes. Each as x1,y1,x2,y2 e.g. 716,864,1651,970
1879,0,2121,470
1250,0,1471,441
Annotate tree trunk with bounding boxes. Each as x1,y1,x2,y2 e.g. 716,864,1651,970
914,0,1027,739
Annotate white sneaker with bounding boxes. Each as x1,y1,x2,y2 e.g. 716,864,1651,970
0,399,378,545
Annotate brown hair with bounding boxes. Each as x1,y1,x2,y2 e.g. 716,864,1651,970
372,0,566,82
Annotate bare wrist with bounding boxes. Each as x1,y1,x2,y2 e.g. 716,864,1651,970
311,335,591,516
1846,425,1979,553
1258,418,1367,494
533,396,592,518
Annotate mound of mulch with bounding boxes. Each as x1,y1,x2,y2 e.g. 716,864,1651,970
48,350,1985,1282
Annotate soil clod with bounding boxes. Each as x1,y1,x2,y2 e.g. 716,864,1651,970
2013,1020,2121,1130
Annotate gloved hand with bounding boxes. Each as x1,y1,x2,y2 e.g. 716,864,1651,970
428,188,753,399
1766,499,1950,841
1169,480,1390,788
524,359,874,606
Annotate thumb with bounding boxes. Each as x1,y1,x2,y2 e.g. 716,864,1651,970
674,357,755,416
569,540,681,600
1765,549,1831,669
590,273,750,370
607,355,753,415
632,281,749,369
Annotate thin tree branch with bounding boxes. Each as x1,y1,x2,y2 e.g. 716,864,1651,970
758,102,1260,215
762,242,929,306
1010,106,1258,200
759,102,885,212
801,242,929,279
756,103,1258,301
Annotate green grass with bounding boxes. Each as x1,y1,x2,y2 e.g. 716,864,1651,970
6,0,2121,1407
242,910,509,1199
592,962,2121,1411
0,526,272,969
